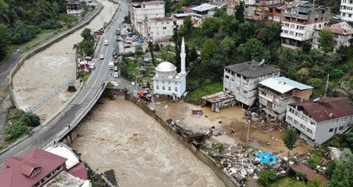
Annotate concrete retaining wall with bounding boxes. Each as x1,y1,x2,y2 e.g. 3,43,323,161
8,2,103,110
125,94,239,187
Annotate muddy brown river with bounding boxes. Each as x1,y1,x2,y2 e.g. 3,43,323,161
71,97,225,187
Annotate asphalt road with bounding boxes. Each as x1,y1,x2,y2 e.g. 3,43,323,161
0,0,129,166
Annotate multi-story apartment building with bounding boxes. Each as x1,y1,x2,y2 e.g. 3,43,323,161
286,97,353,146
146,17,174,42
173,13,191,27
244,0,284,20
191,3,217,27
227,0,242,15
267,4,285,22
259,77,313,120
281,2,331,48
224,61,280,107
312,22,353,52
340,0,353,22
66,0,86,15
130,1,165,35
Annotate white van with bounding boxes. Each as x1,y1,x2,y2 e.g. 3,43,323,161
104,40,109,46
109,62,114,69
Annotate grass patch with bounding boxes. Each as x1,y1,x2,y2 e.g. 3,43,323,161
81,72,90,82
186,82,223,104
21,33,56,52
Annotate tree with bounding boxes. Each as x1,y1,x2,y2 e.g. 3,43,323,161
183,16,192,35
21,113,40,127
0,24,9,60
324,160,337,179
201,18,220,38
282,126,298,155
236,38,270,62
188,46,198,63
258,169,277,186
201,38,217,67
148,41,155,65
307,78,324,88
234,1,245,23
297,67,309,81
165,0,171,13
10,21,39,44
330,149,353,186
319,30,335,54
81,28,94,42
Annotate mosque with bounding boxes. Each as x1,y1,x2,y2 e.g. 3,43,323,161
152,38,187,99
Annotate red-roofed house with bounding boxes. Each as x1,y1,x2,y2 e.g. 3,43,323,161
312,22,353,52
286,97,353,146
291,163,329,185
0,148,67,187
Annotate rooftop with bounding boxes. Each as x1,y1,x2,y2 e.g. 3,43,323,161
156,61,176,72
174,13,190,18
45,143,80,170
192,3,216,12
141,0,164,5
149,17,173,22
291,163,329,185
0,148,67,187
260,77,313,94
225,61,279,78
319,22,353,35
292,97,353,122
202,91,235,103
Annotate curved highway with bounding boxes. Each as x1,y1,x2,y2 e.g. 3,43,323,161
0,0,129,166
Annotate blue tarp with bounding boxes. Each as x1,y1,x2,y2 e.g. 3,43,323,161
138,39,144,44
254,152,277,165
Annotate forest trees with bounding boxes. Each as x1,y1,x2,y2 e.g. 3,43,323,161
0,24,9,60
319,30,335,54
74,28,95,57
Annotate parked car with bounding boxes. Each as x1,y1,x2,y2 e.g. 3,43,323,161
89,63,96,69
94,31,103,36
104,40,109,46
116,37,122,42
126,41,132,45
113,72,119,78
99,28,104,33
114,66,118,72
110,81,119,87
100,54,104,59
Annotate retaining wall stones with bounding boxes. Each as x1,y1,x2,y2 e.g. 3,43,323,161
125,94,240,187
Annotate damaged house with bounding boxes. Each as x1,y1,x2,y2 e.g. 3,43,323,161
259,77,313,120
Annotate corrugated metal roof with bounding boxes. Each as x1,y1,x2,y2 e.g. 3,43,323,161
320,22,353,35
292,97,353,122
192,3,216,12
201,91,234,103
174,13,190,18
260,77,313,94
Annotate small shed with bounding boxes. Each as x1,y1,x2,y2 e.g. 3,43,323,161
202,91,236,112
329,147,342,160
290,163,329,185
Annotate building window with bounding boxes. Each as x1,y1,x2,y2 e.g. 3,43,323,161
168,86,171,91
175,87,178,91
163,27,166,29
162,86,165,90
300,123,305,129
339,126,343,130
287,116,293,121
156,85,159,90
294,120,298,125
307,128,313,134
329,128,333,132
168,81,170,85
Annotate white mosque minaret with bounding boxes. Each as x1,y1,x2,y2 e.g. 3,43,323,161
152,38,187,99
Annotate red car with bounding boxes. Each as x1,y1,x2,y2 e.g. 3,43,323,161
126,41,132,44
94,31,103,36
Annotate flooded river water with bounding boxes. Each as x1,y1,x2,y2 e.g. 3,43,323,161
71,97,225,187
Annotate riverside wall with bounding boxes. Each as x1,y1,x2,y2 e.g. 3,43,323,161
125,94,240,187
8,2,103,110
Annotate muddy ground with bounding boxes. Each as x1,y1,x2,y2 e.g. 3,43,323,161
150,100,313,157
71,96,225,187
12,0,118,122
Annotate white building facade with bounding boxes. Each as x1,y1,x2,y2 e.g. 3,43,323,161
312,22,353,52
147,17,174,42
223,61,280,107
153,38,187,98
191,3,217,27
280,3,330,48
130,1,165,35
286,97,353,146
340,0,353,22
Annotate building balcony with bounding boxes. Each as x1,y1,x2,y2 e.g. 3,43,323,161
283,12,309,20
259,93,273,102
280,33,305,41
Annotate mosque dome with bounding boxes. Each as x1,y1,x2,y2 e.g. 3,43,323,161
156,62,176,73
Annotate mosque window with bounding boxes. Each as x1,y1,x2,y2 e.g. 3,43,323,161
156,85,159,90
168,87,171,91
162,86,165,90
175,87,178,91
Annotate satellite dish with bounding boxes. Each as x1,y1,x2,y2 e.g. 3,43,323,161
259,59,265,66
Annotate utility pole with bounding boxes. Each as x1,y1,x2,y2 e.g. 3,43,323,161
324,73,330,97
